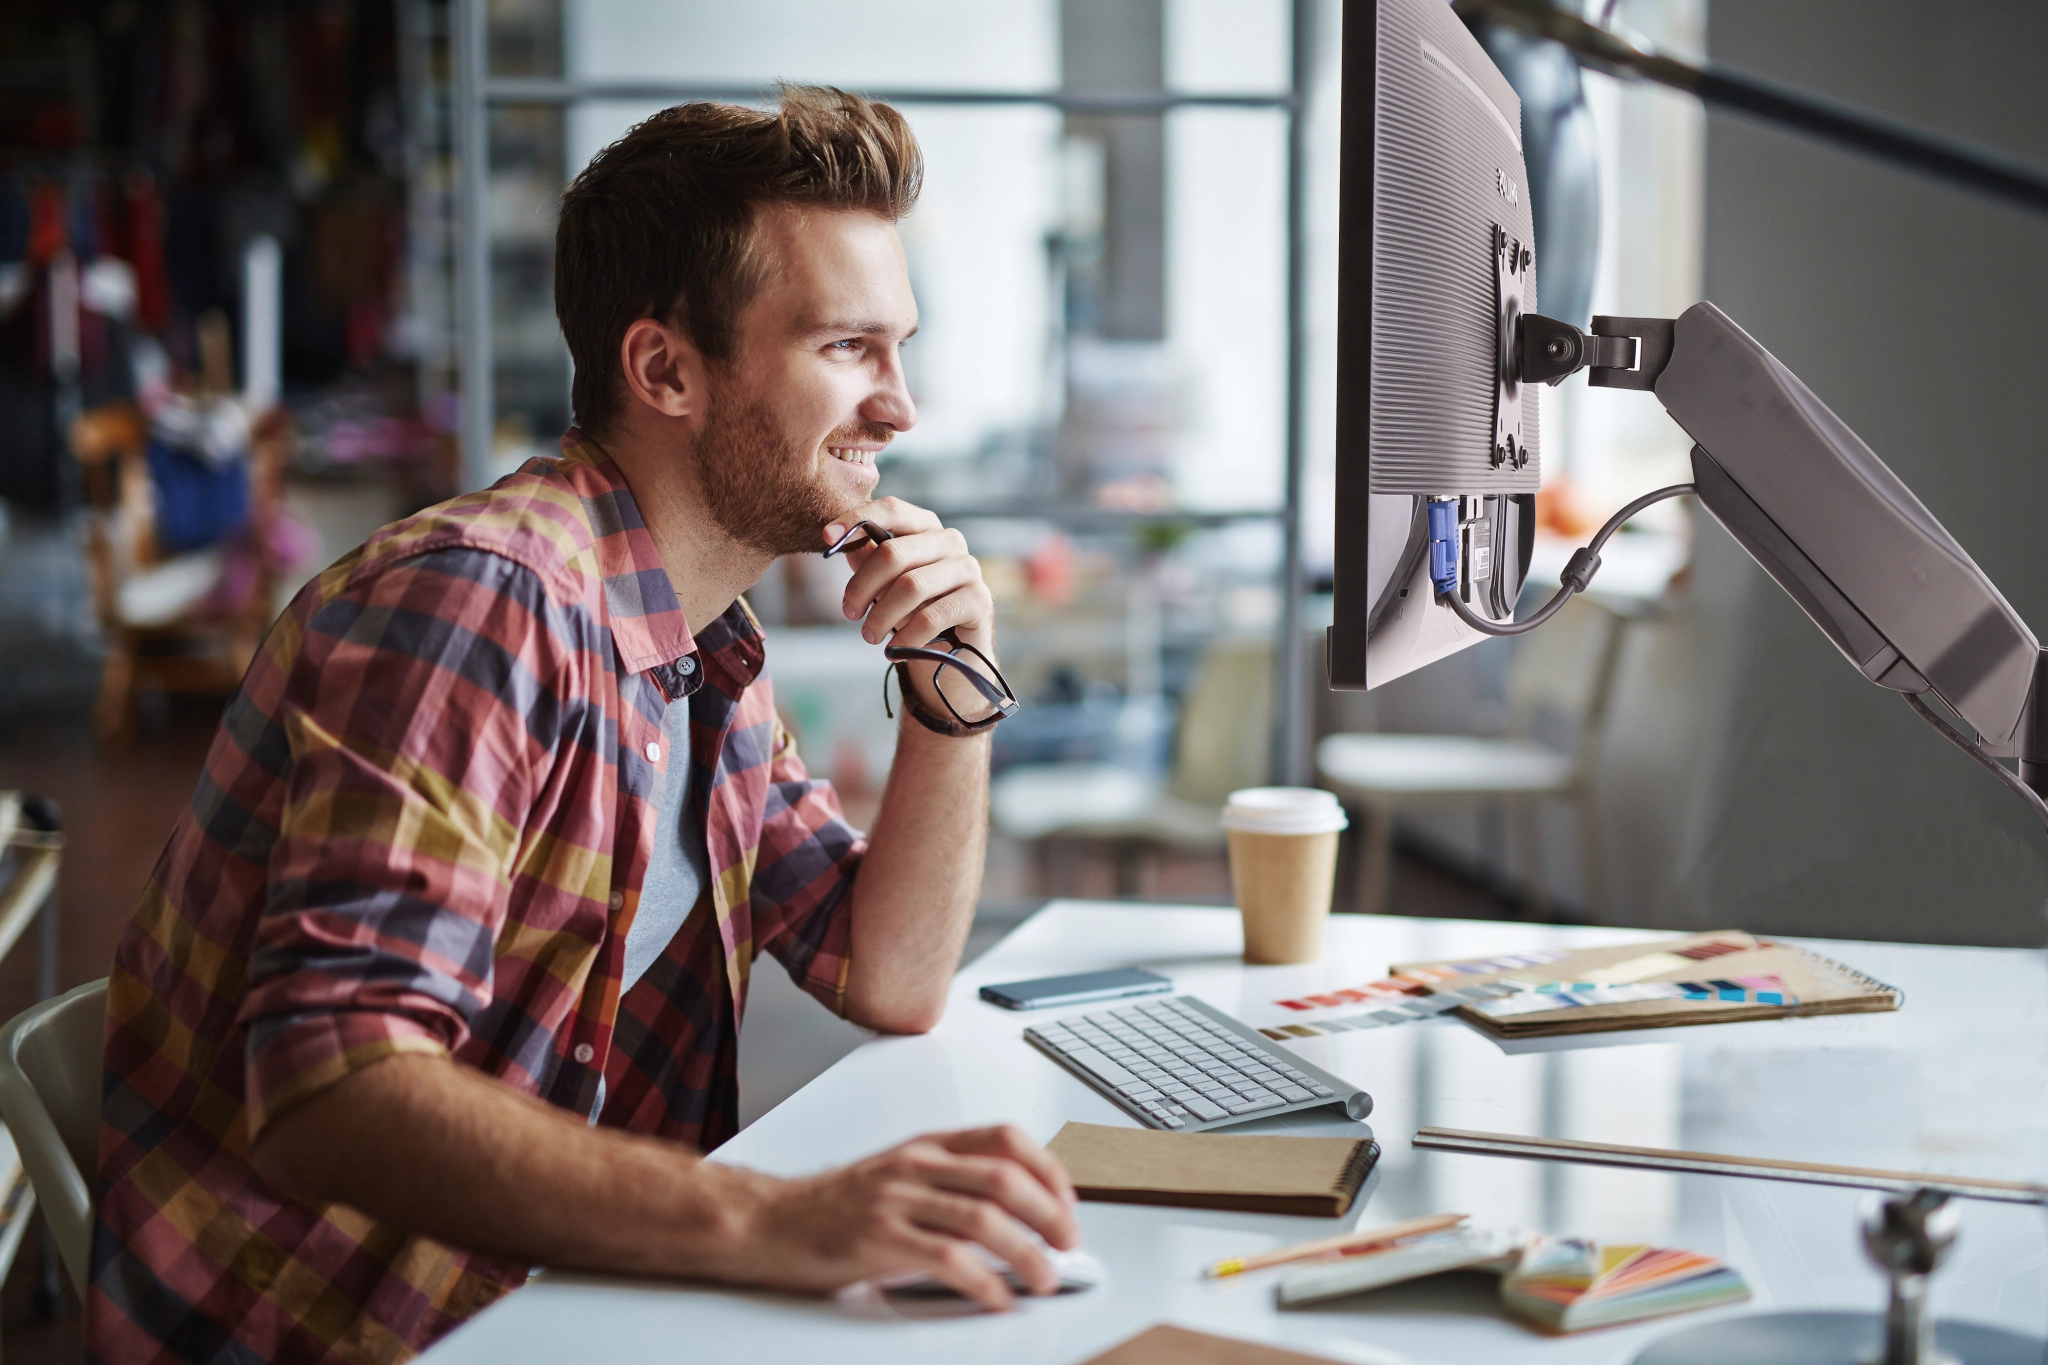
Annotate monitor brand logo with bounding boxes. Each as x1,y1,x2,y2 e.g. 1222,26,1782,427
1496,169,1519,205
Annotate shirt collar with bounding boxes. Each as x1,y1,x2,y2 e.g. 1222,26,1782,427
557,429,764,691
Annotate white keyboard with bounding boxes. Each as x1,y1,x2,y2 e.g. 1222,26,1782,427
1023,995,1372,1131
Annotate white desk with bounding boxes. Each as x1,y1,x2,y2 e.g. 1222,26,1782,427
421,903,2048,1364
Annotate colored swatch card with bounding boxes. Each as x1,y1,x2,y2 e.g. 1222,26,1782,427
1470,975,1798,1020
1275,949,1569,1012
1577,951,1695,985
1389,932,1899,1040
1259,981,1525,1040
1276,979,1425,1012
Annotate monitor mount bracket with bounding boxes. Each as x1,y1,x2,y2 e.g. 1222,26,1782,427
1508,306,2048,810
1491,226,1533,469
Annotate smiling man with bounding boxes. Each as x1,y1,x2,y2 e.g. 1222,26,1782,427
90,87,1074,1365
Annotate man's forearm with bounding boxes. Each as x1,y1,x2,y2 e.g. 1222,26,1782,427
252,1052,768,1278
251,1049,1083,1311
842,717,990,1032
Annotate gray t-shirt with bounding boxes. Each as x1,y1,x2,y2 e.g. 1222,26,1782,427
593,695,710,1124
626,694,711,993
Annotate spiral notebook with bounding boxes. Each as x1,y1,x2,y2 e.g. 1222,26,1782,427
1391,930,1901,1039
1046,1122,1380,1217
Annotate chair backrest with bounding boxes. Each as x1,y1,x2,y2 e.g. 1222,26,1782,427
0,979,109,1298
1503,594,1632,774
1166,636,1276,806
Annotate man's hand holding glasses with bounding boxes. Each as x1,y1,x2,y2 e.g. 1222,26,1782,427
824,501,1018,737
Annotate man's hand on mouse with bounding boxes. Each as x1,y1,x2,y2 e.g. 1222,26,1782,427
724,1124,1080,1312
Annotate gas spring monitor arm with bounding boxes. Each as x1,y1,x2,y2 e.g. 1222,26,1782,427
1520,301,2048,822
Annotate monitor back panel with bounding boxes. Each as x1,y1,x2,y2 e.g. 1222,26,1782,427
1330,0,1541,690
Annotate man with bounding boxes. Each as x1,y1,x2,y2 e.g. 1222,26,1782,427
90,86,1076,1364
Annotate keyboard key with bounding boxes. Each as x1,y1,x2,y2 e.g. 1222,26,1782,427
1275,1085,1314,1103
1119,1085,1161,1100
1181,1095,1228,1121
1158,1115,1185,1128
1306,1083,1334,1097
1065,1048,1138,1087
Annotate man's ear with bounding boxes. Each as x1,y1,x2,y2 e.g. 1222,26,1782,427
619,317,706,421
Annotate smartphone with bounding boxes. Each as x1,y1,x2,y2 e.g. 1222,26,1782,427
979,968,1173,1011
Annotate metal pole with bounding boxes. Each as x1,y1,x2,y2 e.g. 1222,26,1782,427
1274,0,1315,786
453,0,494,492
1456,0,2048,219
481,78,1294,113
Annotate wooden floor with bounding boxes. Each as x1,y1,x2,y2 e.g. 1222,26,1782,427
0,699,1519,1361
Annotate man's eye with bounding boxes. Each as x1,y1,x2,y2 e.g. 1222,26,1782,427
829,338,862,352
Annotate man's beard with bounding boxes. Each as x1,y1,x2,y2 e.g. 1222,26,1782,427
690,388,871,557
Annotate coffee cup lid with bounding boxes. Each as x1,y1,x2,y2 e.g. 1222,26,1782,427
1221,787,1349,835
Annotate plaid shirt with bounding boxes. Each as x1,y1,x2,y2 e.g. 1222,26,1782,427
90,434,865,1364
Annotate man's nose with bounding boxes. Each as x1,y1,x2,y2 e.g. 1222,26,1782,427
863,351,918,433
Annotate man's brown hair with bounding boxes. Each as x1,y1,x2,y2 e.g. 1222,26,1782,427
555,84,923,437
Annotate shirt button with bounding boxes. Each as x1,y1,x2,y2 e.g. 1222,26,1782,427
607,890,624,911
677,656,697,676
573,1043,595,1065
645,741,662,762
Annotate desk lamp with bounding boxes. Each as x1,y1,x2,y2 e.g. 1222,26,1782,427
1333,1,2048,1359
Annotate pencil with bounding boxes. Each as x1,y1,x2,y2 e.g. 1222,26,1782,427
1205,1212,1468,1278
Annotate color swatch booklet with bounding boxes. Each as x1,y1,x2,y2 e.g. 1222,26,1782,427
1276,1226,1748,1334
1403,930,1900,1038
1260,930,1897,1042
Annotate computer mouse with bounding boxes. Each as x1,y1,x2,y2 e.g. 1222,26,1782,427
1035,1247,1106,1293
882,1246,1105,1300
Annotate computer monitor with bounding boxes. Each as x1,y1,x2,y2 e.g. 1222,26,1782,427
1327,0,1541,691
1327,1,2048,810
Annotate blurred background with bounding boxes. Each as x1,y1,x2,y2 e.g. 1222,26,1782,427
0,0,2044,1351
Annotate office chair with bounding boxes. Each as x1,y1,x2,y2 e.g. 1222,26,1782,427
990,636,1275,895
1318,595,1634,919
0,979,109,1298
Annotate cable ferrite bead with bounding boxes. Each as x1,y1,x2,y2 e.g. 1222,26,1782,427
1560,548,1603,594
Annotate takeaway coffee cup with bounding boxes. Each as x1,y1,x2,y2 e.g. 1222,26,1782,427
1222,787,1348,964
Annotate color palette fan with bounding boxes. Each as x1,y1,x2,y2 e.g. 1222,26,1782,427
1501,1237,1750,1333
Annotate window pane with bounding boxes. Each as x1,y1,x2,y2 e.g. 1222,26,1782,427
565,0,1059,91
1165,0,1290,93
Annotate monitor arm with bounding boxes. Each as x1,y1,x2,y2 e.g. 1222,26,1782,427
1490,302,2048,821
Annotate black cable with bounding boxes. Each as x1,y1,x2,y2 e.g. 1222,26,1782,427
1440,483,1696,636
1904,692,2048,837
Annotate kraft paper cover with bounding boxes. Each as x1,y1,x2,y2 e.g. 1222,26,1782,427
1047,1122,1378,1217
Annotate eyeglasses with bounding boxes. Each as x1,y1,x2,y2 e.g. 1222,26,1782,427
823,520,1020,734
